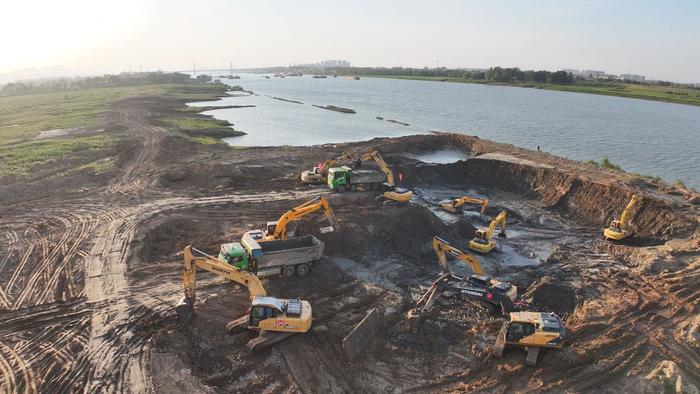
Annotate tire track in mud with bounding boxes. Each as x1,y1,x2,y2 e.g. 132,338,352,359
82,189,327,392
105,107,166,196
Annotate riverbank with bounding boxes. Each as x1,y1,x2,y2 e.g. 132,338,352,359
361,75,700,107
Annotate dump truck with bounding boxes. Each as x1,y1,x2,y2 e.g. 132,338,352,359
219,233,324,278
327,166,387,192
327,151,413,203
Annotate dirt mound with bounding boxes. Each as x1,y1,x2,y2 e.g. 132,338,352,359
309,202,460,264
134,215,228,264
523,275,578,316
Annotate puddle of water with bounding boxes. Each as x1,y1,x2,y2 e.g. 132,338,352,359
406,149,470,164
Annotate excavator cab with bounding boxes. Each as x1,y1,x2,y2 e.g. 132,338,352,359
249,304,278,327
469,210,507,253
248,297,311,333
493,312,565,366
469,230,496,253
265,221,279,236
604,195,638,241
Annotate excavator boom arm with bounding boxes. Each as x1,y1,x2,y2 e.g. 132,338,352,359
485,210,507,240
433,236,485,275
618,195,638,227
452,196,489,215
319,151,358,175
183,246,267,304
271,197,337,239
360,151,395,187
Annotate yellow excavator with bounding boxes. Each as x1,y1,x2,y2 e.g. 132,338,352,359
603,194,639,241
433,235,485,275
260,196,337,241
493,311,566,366
175,246,312,351
432,236,517,312
407,237,517,330
439,196,489,215
469,210,507,253
300,151,358,184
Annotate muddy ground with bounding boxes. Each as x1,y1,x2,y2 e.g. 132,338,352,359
0,91,698,393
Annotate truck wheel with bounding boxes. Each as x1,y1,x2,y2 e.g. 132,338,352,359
282,265,295,277
296,263,310,276
338,185,347,192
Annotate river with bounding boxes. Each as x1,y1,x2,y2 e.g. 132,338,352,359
189,73,700,188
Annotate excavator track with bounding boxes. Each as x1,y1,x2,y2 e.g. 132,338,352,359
492,322,506,358
226,315,249,334
246,330,295,352
525,347,540,366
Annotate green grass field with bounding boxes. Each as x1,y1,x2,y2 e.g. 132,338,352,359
0,83,228,177
363,75,700,106
0,135,114,176
0,83,227,145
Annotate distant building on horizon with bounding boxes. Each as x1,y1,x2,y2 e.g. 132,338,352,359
294,60,351,69
619,74,646,82
564,69,617,80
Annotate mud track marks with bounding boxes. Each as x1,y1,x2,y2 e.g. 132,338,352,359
106,106,166,195
82,190,327,392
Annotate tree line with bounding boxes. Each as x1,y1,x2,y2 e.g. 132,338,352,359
0,71,195,96
323,66,575,84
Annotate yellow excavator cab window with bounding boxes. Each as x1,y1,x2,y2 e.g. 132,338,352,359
507,322,535,341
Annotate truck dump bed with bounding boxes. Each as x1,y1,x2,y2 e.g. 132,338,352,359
258,235,317,252
242,234,325,277
350,169,386,184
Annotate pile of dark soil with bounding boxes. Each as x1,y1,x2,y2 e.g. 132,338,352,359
523,275,578,316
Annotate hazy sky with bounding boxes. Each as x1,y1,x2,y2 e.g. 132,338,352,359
1,0,698,82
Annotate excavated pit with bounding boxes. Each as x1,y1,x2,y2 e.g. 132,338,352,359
139,134,699,392
4,124,698,393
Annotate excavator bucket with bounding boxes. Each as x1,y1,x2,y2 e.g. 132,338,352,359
175,296,195,321
498,230,507,238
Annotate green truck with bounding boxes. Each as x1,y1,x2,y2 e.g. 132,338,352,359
218,232,324,278
327,166,388,192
